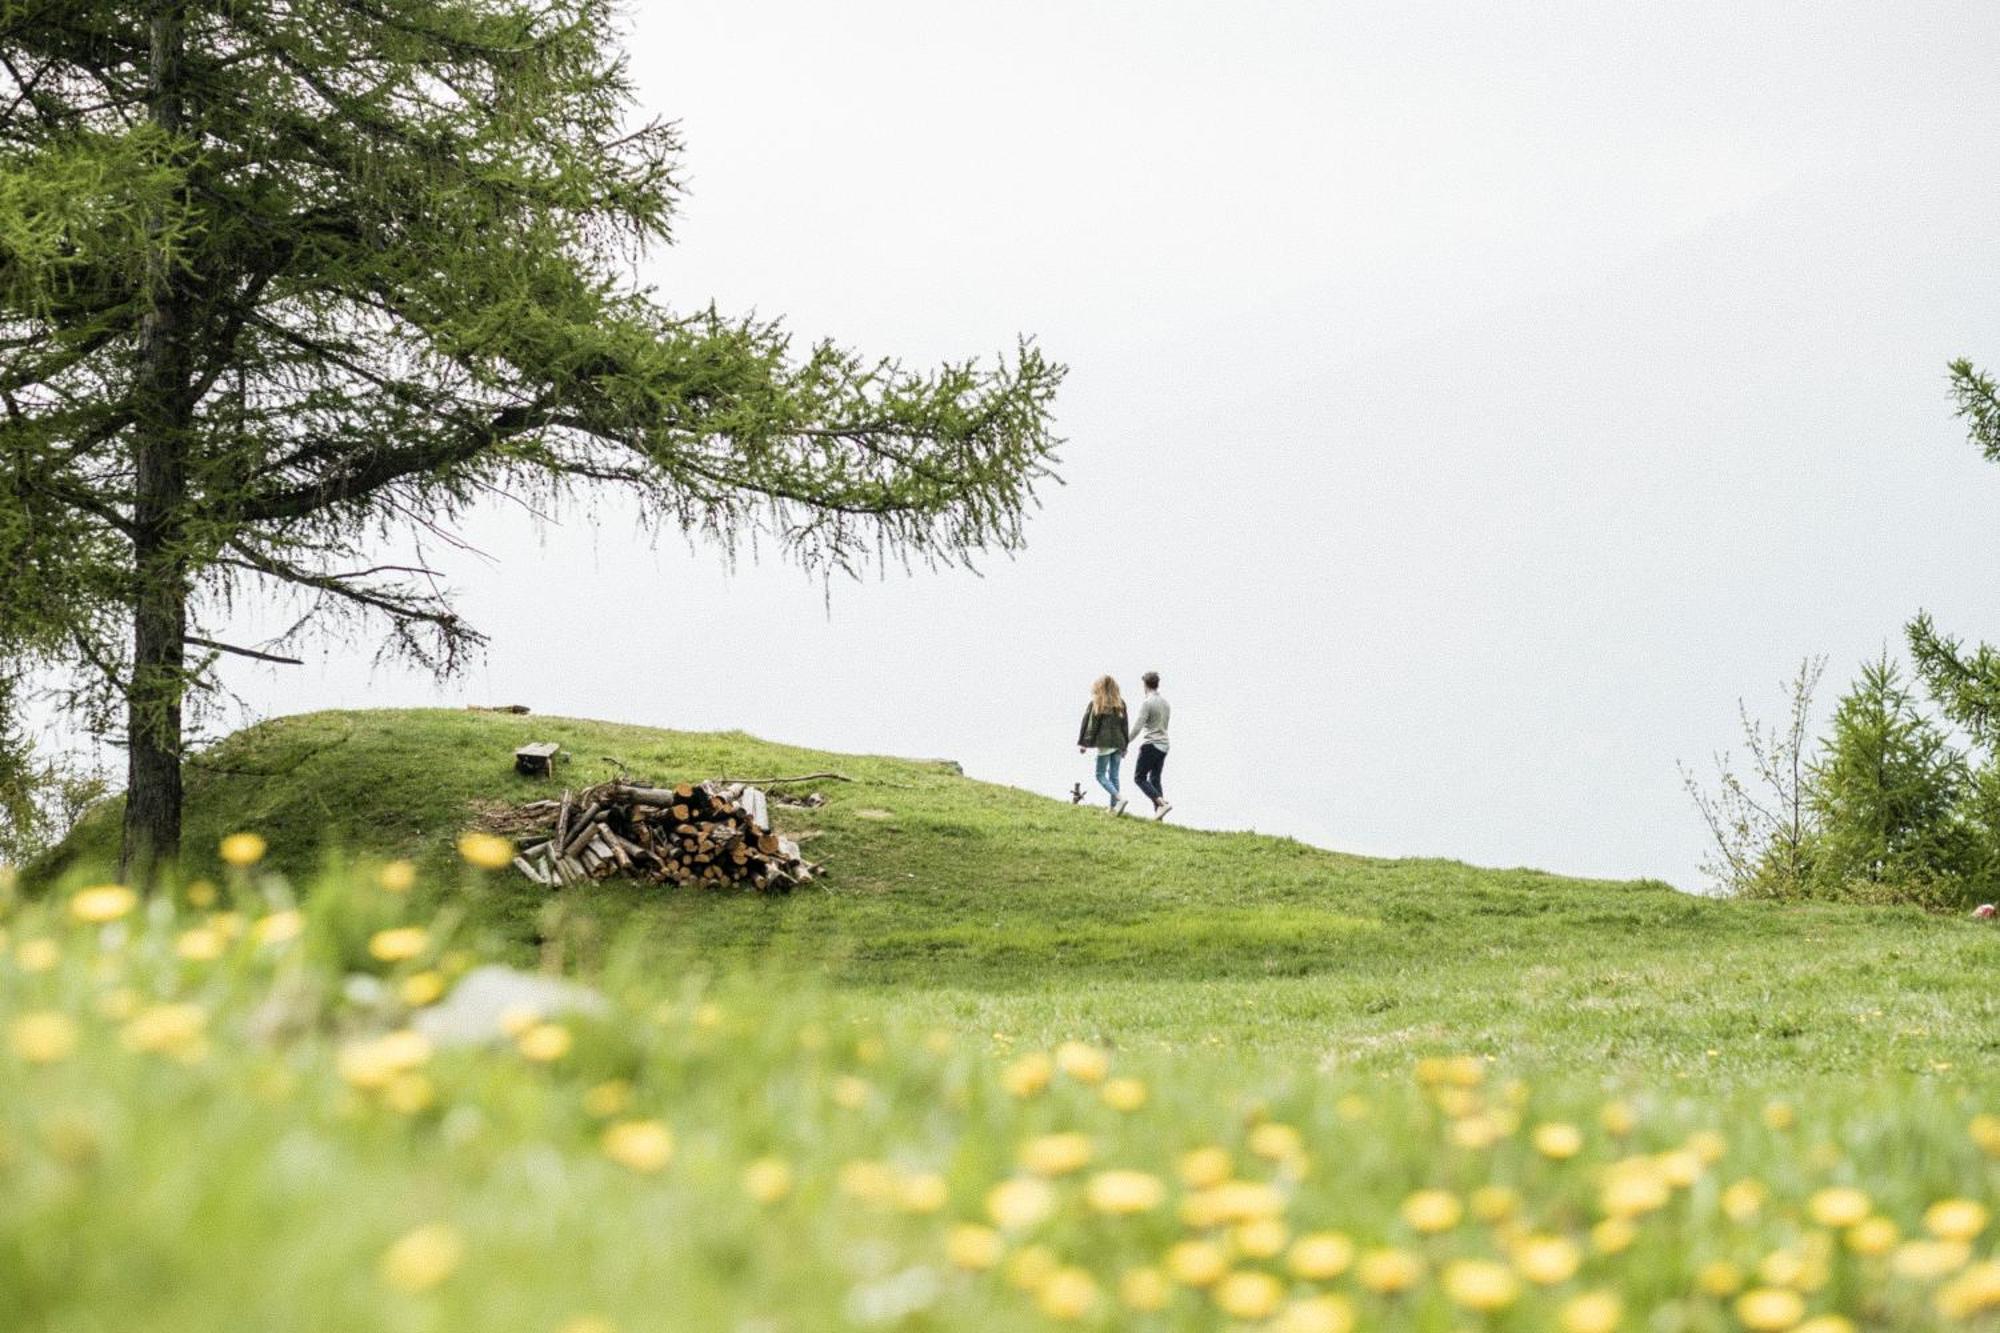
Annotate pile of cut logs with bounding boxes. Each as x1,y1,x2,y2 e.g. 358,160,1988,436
500,780,820,893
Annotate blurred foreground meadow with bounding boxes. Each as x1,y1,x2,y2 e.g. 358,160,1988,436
4,843,1999,1331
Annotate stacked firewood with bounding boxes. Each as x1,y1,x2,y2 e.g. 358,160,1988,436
498,780,820,893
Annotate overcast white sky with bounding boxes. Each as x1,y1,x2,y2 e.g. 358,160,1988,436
204,0,2000,887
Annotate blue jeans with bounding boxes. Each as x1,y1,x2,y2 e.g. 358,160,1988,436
1094,751,1122,803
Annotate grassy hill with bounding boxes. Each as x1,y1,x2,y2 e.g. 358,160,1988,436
44,709,2000,1076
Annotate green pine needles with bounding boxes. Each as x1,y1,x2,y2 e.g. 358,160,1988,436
0,1,1064,878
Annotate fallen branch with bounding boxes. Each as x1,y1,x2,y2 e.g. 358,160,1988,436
714,771,853,786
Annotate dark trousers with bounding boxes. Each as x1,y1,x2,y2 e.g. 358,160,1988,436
1133,744,1167,804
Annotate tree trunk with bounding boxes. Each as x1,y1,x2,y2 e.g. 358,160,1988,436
121,0,193,885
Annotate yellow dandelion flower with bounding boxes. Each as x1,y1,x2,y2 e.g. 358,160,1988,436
1165,1239,1229,1287
693,1002,723,1029
1591,1216,1638,1255
1006,1244,1059,1291
1600,1161,1670,1217
1687,1129,1728,1163
1356,1248,1423,1295
1452,1114,1504,1150
1758,1249,1807,1289
1808,1187,1871,1229
96,987,140,1020
830,1075,870,1109
174,927,225,961
185,879,217,908
1935,1261,2000,1319
1971,1113,2000,1158
1119,1267,1170,1312
378,860,417,893
1037,1266,1098,1320
250,910,303,946
1471,1185,1520,1223
338,1030,433,1090
1019,1132,1093,1177
1846,1216,1898,1256
1277,1295,1356,1333
1445,1258,1519,1313
582,1080,632,1118
838,1160,897,1204
1893,1239,1971,1280
1288,1231,1355,1280
854,1035,886,1065
9,1011,77,1064
15,938,59,973
382,1073,436,1116
986,1176,1056,1231
1085,1169,1164,1215
1734,1287,1805,1331
498,1004,541,1037
1250,1122,1304,1161
368,926,429,963
1215,1270,1284,1320
70,884,137,924
122,1002,208,1055
1657,1149,1703,1188
1761,1101,1796,1131
1561,1290,1623,1333
945,1224,1002,1270
380,1222,462,1293
1203,1179,1284,1223
1335,1093,1371,1121
1236,1217,1289,1259
455,831,514,870
1054,1040,1109,1083
896,1172,948,1215
516,1022,571,1062
1515,1234,1582,1286
600,1120,673,1173
1925,1199,1989,1242
1177,1145,1232,1189
1534,1122,1585,1159
1722,1178,1767,1222
219,832,267,867
1600,1100,1636,1136
1000,1051,1052,1098
1400,1188,1463,1234
1101,1076,1148,1111
1698,1259,1745,1296
400,971,446,1007
742,1157,793,1205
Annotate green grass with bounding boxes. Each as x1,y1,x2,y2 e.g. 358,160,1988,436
3,872,1998,1332
39,709,2000,1077
16,708,2000,1329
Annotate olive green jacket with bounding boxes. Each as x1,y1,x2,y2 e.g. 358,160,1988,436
1077,704,1130,753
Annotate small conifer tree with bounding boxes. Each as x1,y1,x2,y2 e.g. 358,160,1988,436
1809,655,1973,899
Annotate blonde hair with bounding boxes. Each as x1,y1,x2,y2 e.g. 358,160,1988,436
1090,675,1124,714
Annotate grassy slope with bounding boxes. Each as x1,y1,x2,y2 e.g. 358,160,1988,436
48,709,2000,1075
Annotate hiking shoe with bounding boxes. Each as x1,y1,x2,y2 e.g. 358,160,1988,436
1113,799,1129,816
1154,801,1172,821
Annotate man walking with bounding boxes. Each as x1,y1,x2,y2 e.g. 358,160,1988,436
1130,671,1172,820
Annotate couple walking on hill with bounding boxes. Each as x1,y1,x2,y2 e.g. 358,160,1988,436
1077,672,1172,819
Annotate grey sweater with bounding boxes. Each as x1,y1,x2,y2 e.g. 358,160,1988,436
1132,693,1170,751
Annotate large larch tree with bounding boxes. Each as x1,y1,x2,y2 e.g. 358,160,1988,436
0,0,1063,880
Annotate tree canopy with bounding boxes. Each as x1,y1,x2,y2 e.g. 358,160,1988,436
1909,360,2000,745
0,0,1064,878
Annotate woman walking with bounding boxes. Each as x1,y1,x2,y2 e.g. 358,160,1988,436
1077,675,1131,814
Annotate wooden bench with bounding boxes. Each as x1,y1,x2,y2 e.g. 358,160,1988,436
514,742,560,778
